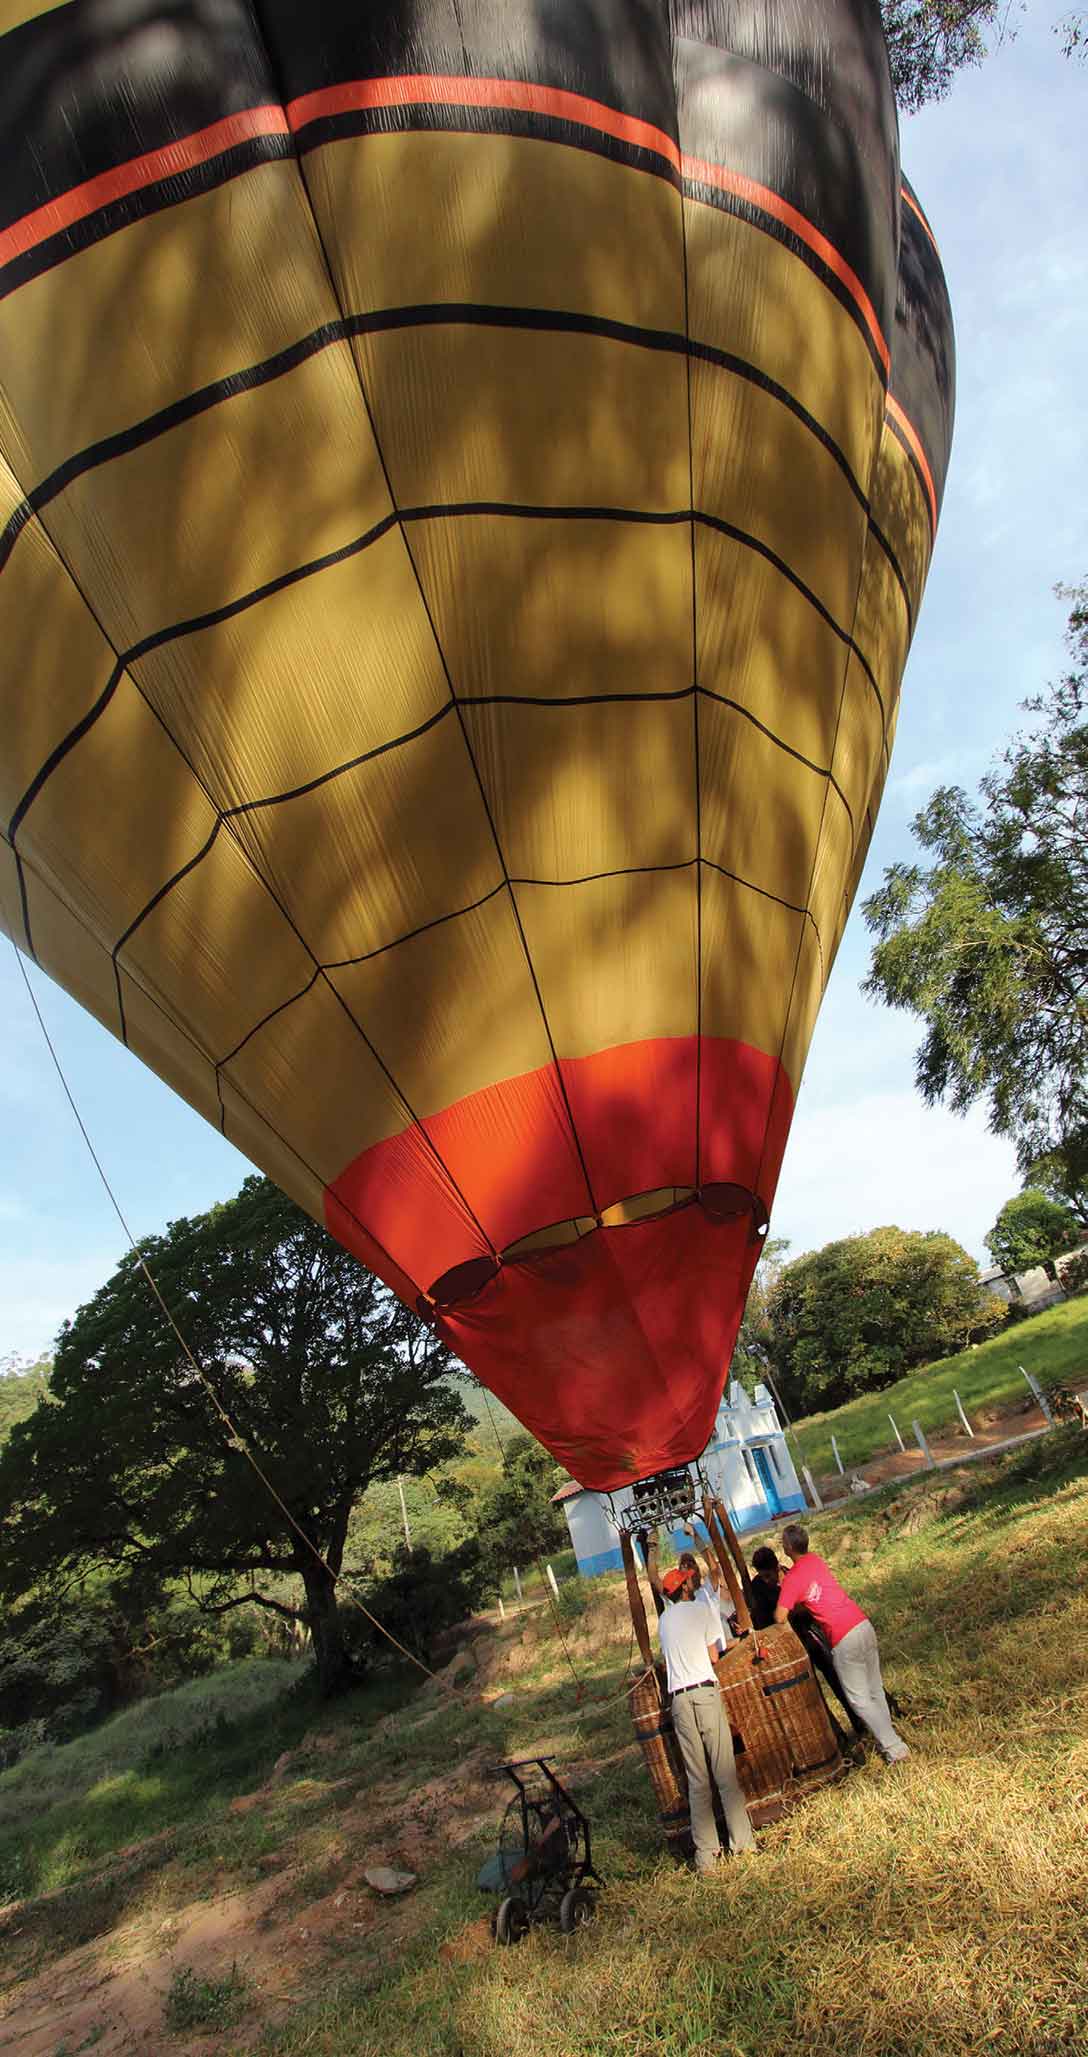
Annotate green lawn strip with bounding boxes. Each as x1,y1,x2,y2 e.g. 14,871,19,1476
788,1295,1088,1478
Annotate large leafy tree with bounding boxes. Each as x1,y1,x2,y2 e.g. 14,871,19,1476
472,1434,570,1571
0,1178,470,1696
984,1187,1082,1274
863,583,1088,1200
764,1226,1001,1416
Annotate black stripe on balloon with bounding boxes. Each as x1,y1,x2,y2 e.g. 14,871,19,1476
9,658,126,842
867,515,915,638
11,498,876,871
884,406,936,528
694,511,887,735
680,171,889,388
0,133,297,300
189,857,822,1078
0,299,869,576
0,106,890,393
290,98,681,190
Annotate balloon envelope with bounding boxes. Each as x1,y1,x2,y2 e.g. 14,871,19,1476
0,1,953,1488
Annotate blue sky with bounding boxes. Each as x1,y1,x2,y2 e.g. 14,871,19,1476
2,14,1086,1360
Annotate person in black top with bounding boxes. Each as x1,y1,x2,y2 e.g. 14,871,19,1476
748,1545,865,1743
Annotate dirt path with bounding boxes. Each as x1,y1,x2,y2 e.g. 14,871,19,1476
0,1739,504,2056
810,1394,1051,1504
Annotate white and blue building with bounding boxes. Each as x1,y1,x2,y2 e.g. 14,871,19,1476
554,1378,807,1578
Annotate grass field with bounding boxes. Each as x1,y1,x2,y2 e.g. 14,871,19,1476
788,1294,1088,1479
3,1426,1087,2056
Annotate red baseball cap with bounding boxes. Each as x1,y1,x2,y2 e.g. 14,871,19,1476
662,1566,693,1596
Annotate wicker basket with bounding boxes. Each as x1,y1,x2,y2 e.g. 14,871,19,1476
630,1625,844,1845
630,1665,690,1853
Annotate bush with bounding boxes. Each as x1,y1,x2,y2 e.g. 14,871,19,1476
344,1540,501,1670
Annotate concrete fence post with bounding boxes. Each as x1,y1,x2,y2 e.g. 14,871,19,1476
546,1562,561,1602
802,1465,823,1510
498,1595,506,1621
888,1414,906,1453
1020,1365,1055,1427
513,1567,523,1602
953,1389,976,1438
912,1420,934,1468
831,1435,845,1475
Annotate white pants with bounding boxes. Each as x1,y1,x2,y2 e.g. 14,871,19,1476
832,1619,909,1762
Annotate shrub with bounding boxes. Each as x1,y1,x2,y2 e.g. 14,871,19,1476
163,1962,249,2032
344,1539,501,1670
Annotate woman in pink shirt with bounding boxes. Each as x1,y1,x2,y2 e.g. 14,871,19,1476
774,1523,908,1763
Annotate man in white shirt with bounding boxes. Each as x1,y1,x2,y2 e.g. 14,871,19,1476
658,1565,755,1872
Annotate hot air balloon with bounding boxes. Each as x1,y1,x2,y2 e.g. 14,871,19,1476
0,0,953,1492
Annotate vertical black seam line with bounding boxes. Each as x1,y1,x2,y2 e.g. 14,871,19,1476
245,4,599,1226
678,141,703,1193
229,7,536,1247
753,398,890,1205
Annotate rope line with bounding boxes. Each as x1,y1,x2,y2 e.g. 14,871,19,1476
11,939,649,1719
9,937,454,1692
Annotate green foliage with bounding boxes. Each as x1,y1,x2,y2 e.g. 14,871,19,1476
985,1187,1082,1274
0,1358,51,1447
163,1961,249,2032
880,0,999,111
472,1434,570,1571
864,582,1088,1189
734,1236,791,1373
765,1225,1002,1415
789,1292,1088,1477
0,1177,471,1700
344,1540,500,1669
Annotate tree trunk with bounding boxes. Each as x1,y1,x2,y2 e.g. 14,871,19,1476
300,1559,351,1697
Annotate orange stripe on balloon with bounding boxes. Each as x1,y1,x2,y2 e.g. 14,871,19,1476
900,183,940,259
682,151,891,376
287,70,683,171
0,105,290,268
0,70,891,386
886,393,938,532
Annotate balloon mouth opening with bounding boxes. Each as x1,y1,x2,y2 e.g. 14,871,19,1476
422,1183,768,1312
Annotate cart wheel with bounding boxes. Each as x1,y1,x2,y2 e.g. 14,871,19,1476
559,1886,596,1935
496,1895,529,1946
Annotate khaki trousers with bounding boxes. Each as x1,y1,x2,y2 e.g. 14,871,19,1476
832,1619,909,1762
671,1684,755,1869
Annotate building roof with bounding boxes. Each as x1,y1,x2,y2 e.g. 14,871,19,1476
551,1480,584,1505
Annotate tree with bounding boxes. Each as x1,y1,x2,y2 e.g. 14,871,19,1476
734,1238,791,1373
984,1187,1082,1274
880,0,1000,112
764,1226,1002,1416
0,1358,50,1448
864,582,1088,1197
1021,1143,1088,1230
0,1178,470,1696
472,1434,570,1571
